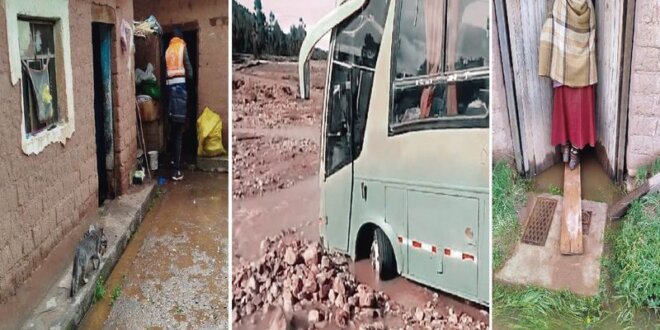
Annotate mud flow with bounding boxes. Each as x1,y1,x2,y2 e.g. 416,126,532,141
231,61,489,329
80,171,228,329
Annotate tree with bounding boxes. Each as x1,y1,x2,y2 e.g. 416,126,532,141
231,0,326,60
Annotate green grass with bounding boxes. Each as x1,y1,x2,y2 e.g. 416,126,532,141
110,284,122,306
494,283,605,329
492,162,529,270
608,193,660,323
548,184,562,196
635,157,660,186
635,165,649,186
93,278,106,303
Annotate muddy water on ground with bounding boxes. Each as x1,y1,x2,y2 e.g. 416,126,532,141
350,260,489,324
79,171,228,329
533,151,624,204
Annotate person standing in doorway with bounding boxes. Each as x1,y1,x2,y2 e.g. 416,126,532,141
165,27,193,181
539,0,597,170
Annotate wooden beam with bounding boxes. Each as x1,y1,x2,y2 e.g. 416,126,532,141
615,0,636,183
561,163,583,255
608,173,660,220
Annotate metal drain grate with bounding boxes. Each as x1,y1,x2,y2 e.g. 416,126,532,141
582,211,592,235
522,197,558,246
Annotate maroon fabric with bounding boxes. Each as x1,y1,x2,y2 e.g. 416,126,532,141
551,85,596,149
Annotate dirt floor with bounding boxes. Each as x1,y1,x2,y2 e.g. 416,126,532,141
231,60,489,329
79,171,229,329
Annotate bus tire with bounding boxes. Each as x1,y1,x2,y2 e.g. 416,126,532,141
372,227,396,280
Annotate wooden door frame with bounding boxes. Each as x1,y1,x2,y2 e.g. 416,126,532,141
614,0,636,183
495,0,637,182
494,0,524,174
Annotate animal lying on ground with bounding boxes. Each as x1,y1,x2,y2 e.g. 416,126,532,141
70,225,108,297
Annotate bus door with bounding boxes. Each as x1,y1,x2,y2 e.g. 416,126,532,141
322,63,355,252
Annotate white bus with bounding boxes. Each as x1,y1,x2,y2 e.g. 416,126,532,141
298,0,490,305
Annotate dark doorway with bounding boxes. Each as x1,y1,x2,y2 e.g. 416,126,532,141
92,23,114,205
162,29,199,167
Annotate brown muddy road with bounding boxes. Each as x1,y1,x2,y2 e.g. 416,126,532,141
232,61,489,328
79,171,229,329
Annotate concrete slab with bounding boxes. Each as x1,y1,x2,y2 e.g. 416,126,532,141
196,155,228,172
20,183,156,330
496,194,608,296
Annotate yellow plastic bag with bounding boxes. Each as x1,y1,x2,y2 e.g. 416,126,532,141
197,107,226,157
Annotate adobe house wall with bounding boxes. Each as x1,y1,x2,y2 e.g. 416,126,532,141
0,0,137,302
626,0,660,177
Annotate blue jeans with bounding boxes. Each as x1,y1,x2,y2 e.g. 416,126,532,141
167,82,187,171
169,121,184,171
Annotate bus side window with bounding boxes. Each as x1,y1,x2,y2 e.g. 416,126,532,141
390,0,489,129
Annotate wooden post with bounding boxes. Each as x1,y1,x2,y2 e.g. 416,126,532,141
561,163,583,254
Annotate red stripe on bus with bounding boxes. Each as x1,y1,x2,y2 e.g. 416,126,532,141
412,240,422,248
462,253,475,261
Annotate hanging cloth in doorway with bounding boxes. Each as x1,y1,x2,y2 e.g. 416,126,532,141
22,58,55,124
539,0,597,87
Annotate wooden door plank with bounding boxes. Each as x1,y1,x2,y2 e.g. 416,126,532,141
615,0,636,183
595,0,625,178
561,163,583,255
504,0,555,175
494,0,524,174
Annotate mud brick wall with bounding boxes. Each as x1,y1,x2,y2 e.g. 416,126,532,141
0,0,137,302
134,0,229,147
491,14,515,164
626,0,660,176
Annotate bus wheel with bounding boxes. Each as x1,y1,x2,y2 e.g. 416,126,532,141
371,228,396,280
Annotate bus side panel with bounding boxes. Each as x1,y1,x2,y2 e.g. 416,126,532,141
384,186,407,273
407,190,479,298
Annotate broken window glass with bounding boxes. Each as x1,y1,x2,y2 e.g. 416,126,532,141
333,0,389,68
391,0,489,130
19,19,59,135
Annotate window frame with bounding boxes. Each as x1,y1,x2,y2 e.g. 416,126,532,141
5,0,75,155
323,0,389,178
388,0,489,136
19,18,60,135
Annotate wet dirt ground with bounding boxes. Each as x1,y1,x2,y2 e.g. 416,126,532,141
232,60,489,328
532,150,624,204
79,171,228,329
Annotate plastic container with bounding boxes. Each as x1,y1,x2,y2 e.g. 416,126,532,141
147,150,159,171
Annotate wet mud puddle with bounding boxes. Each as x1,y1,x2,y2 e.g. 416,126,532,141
533,151,624,204
79,171,228,329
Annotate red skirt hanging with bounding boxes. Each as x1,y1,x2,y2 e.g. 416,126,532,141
551,85,597,149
